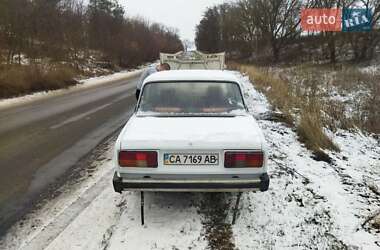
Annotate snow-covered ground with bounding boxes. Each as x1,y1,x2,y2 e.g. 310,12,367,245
236,74,380,249
1,72,379,250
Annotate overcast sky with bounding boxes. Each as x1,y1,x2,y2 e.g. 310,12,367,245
118,0,234,42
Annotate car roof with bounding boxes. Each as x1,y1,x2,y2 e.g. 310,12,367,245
143,70,240,87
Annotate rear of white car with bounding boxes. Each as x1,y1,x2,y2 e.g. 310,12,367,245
113,70,269,192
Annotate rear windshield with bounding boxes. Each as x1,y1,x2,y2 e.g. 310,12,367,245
137,81,246,116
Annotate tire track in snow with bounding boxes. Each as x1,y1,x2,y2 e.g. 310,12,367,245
198,193,236,250
100,198,127,250
20,170,113,250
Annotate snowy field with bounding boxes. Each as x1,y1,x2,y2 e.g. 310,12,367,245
1,72,379,250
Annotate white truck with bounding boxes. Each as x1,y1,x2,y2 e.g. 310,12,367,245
160,51,225,70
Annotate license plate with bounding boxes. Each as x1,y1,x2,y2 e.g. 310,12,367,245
163,153,219,166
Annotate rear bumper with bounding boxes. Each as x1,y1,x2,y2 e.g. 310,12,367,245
113,172,270,192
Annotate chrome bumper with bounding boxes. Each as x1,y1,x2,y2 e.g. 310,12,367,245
113,172,270,192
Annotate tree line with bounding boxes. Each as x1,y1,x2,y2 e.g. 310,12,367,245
196,0,380,63
0,0,183,68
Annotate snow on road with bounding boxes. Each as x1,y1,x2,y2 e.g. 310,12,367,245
1,71,379,250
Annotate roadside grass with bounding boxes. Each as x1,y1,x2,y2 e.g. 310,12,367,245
287,63,380,134
0,64,78,99
297,109,340,153
231,61,379,156
229,62,340,156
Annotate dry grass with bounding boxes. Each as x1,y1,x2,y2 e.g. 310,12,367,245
364,81,380,134
0,64,78,99
235,64,295,124
287,64,380,134
297,110,340,153
229,62,340,155
231,60,379,159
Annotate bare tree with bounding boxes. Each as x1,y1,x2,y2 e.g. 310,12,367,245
195,7,223,53
348,0,380,61
0,0,183,68
253,0,303,60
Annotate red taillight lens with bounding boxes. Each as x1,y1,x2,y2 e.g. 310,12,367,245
224,151,264,168
118,151,158,168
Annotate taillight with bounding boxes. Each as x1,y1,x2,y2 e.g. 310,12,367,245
119,151,158,168
224,151,264,168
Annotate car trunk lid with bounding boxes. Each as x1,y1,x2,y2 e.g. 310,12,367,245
120,115,264,150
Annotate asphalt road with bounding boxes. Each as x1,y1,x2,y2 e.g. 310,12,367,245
0,75,140,236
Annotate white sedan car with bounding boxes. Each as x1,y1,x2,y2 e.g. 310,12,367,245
113,70,269,192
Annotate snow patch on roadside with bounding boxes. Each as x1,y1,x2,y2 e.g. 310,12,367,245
106,192,206,250
234,72,380,249
0,148,115,250
359,64,379,75
44,184,122,250
1,142,206,250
